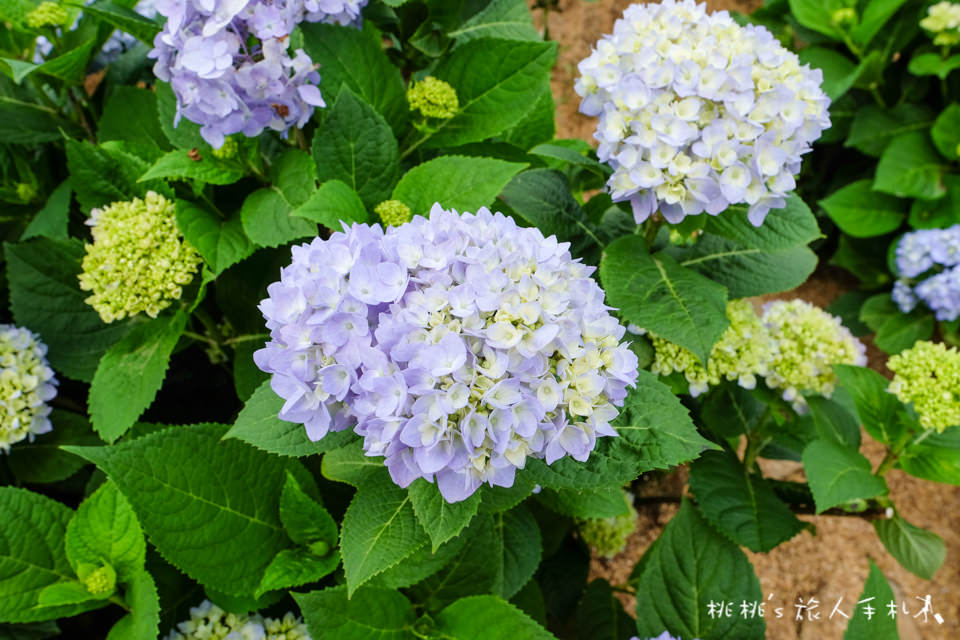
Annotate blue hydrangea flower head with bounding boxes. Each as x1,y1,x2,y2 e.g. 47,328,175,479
0,325,57,452
255,205,640,502
893,225,960,321
150,0,367,147
575,0,830,226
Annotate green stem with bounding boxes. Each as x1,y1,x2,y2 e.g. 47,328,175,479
224,333,270,346
109,594,131,612
875,428,935,478
294,127,308,152
742,407,773,471
183,330,217,348
642,216,663,246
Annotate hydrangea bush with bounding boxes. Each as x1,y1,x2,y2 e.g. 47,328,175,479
0,1,957,639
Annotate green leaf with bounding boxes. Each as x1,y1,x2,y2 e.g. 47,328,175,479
524,440,643,490
819,180,907,238
293,586,415,640
175,202,254,276
807,396,861,449
225,379,355,457
279,471,338,546
31,39,95,84
4,238,132,382
300,23,407,133
833,365,905,446
0,488,103,623
321,439,382,486
411,516,499,609
98,87,169,151
801,440,888,513
292,179,371,229
874,132,947,200
536,485,629,519
845,104,935,157
140,149,244,185
340,470,429,595
256,548,339,599
79,1,160,44
700,384,764,440
7,411,98,484
64,424,304,596
908,52,960,79
241,150,318,247
859,293,897,331
797,47,856,99
409,479,480,552
909,176,960,228
633,499,765,639
22,180,71,242
65,482,145,582
425,39,557,148
0,97,82,144
850,0,909,47
88,312,186,443
0,622,61,639
897,428,960,485
312,88,399,210
155,82,205,150
844,560,898,640
65,139,161,211
36,582,99,607
492,506,541,599
500,84,555,150
689,450,805,552
374,534,467,590
600,237,728,365
788,0,844,39
873,309,934,354
449,0,540,44
873,515,945,580
105,571,160,640
931,103,960,161
575,579,635,640
391,155,526,216
435,596,555,640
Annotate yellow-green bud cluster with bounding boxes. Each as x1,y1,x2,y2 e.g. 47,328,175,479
762,299,867,411
650,300,776,396
576,490,638,558
210,137,238,160
0,325,57,453
888,341,960,432
375,199,413,227
407,76,459,119
831,7,857,26
16,183,37,202
920,1,960,46
26,1,69,29
78,191,202,323
166,601,310,640
82,564,116,597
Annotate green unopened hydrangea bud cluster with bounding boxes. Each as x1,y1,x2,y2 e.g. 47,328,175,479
921,1,960,46
0,325,56,453
407,76,459,119
831,7,857,26
762,299,866,411
16,183,37,203
82,564,117,597
26,1,69,29
888,341,960,432
375,199,413,227
650,299,775,396
577,489,638,558
78,191,202,323
166,600,310,640
211,136,239,160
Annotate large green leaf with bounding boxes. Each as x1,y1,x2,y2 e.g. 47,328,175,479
64,424,303,596
320,439,383,486
845,104,934,157
633,499,765,639
391,155,526,216
575,579,635,640
449,0,540,44
819,180,907,238
897,428,960,485
22,180,71,242
81,1,160,44
797,47,856,100
536,485,629,519
806,396,861,450
931,103,960,161
140,149,244,185
434,596,555,640
98,86,169,151
874,132,947,200
788,0,844,39
801,440,888,513
424,38,557,149
104,570,160,640
600,237,728,365
4,238,132,382
834,365,906,446
0,97,82,144
241,150,318,247
175,203,254,276
88,311,187,443
873,515,946,580
689,450,805,552
312,89,399,209
65,140,157,212
409,479,480,552
293,179,371,229
6,411,98,484
340,470,429,595
873,309,934,354
850,0,909,47
65,483,145,582
293,586,415,640
844,560,898,640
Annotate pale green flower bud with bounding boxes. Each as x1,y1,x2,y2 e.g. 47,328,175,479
762,299,866,412
78,191,202,323
888,340,960,432
16,183,37,203
0,324,57,452
374,199,413,227
407,76,459,120
210,137,239,160
26,1,69,29
82,564,116,598
831,7,856,26
576,490,638,558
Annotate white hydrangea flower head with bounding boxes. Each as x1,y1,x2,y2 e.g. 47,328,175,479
761,300,866,412
0,325,57,452
921,1,960,46
575,0,830,226
165,600,310,640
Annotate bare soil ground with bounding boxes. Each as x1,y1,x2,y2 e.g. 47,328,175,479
536,2,960,638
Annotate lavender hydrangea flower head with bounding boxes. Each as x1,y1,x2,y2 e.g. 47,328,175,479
150,0,367,147
0,325,57,453
575,0,830,226
255,205,640,502
166,600,310,640
893,225,960,321
630,633,695,640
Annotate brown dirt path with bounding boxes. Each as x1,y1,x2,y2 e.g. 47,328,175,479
536,2,960,638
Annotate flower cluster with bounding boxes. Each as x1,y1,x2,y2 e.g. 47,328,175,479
575,0,830,226
166,600,310,640
26,2,69,29
577,489,638,558
888,341,960,432
407,76,459,120
631,634,690,640
646,299,865,411
255,205,639,502
648,299,775,396
892,226,960,322
150,0,367,147
0,325,57,453
375,200,413,227
921,1,960,46
78,191,202,323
